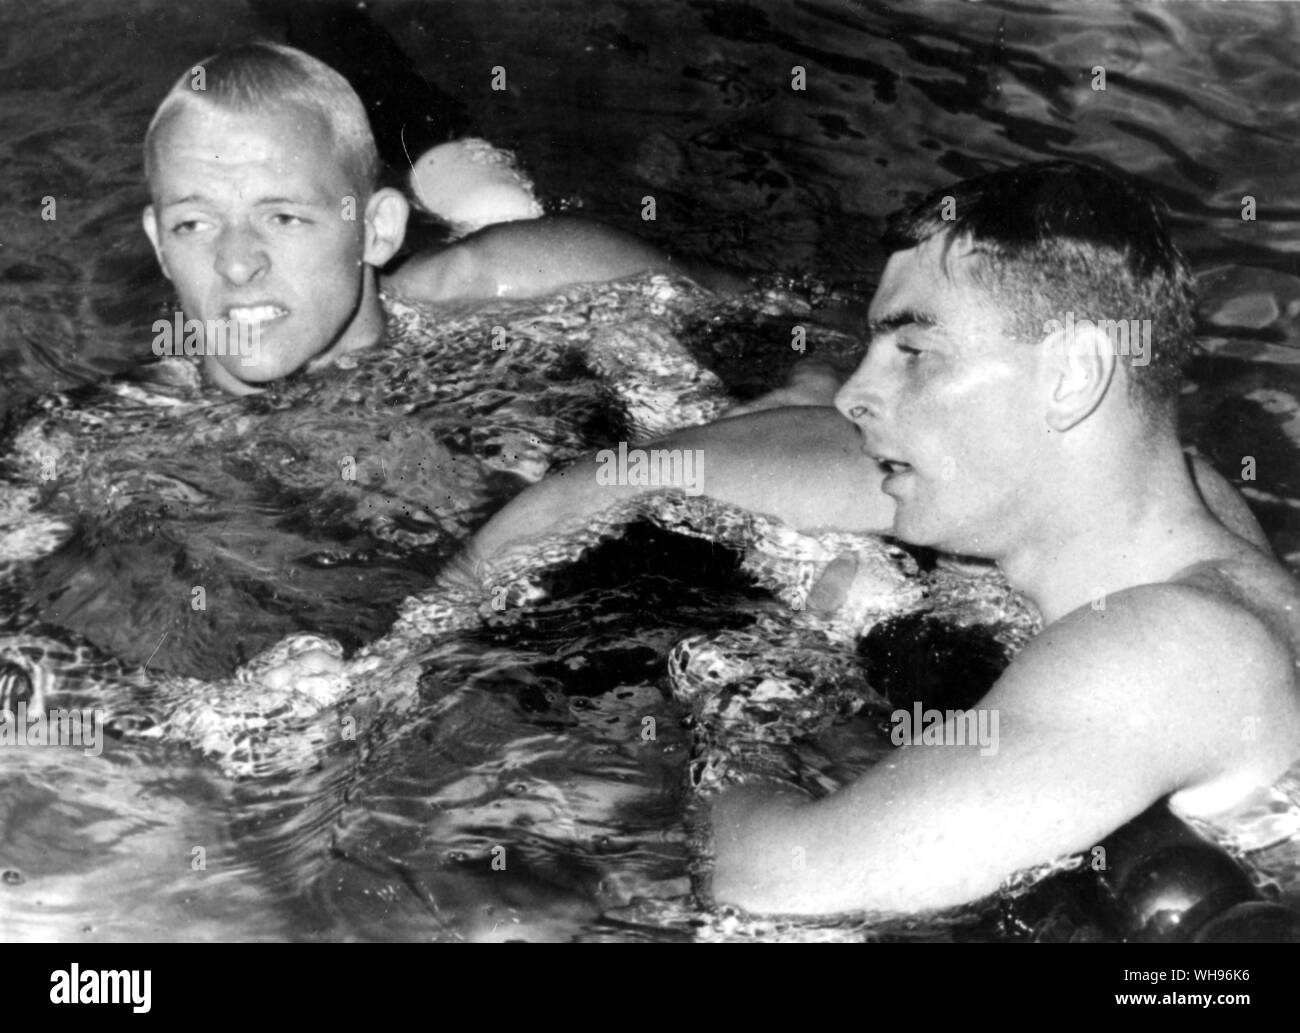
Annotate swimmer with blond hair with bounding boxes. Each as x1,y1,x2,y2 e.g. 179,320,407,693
142,42,726,396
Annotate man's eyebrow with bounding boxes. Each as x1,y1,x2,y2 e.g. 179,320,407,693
253,196,329,207
157,193,208,207
866,310,940,337
157,194,328,208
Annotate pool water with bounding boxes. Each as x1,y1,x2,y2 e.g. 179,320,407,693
2,0,1300,942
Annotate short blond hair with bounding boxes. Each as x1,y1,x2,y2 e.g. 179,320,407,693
144,42,380,195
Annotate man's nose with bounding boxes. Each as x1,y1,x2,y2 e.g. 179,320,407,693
834,354,884,425
214,225,269,286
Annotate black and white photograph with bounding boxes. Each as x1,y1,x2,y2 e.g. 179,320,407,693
1,0,1298,985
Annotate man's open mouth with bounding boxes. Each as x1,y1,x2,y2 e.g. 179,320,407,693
225,304,289,325
868,451,913,475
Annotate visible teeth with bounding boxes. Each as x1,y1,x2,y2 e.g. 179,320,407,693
228,305,286,323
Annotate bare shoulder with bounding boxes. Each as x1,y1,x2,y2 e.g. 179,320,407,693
466,214,664,251
458,215,674,277
384,216,680,304
993,569,1300,787
1176,546,1300,645
1008,574,1297,707
383,243,491,303
1186,450,1272,552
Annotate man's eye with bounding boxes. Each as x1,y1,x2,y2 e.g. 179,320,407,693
271,213,308,227
169,219,205,235
897,342,923,357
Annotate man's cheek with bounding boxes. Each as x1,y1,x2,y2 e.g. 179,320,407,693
163,264,208,315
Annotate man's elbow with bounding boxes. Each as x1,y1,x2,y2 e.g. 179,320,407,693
708,860,784,915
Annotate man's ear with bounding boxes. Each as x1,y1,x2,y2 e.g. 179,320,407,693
1040,318,1116,432
142,205,172,279
362,188,409,268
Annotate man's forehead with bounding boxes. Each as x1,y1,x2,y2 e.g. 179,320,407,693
868,235,1001,333
151,102,343,188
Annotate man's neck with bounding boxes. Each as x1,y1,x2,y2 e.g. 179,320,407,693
305,267,386,373
997,437,1223,623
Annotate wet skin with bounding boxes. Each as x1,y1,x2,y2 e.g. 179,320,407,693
704,237,1300,914
143,103,406,394
469,235,1300,915
144,103,1300,914
144,103,732,396
467,407,1268,565
386,215,745,301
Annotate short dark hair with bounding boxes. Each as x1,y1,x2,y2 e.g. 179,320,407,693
882,160,1195,424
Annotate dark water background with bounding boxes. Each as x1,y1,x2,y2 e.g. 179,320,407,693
5,0,1299,543
2,0,1299,941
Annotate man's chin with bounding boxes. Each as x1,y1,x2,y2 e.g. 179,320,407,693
889,509,945,551
895,519,993,561
226,362,294,383
203,354,305,395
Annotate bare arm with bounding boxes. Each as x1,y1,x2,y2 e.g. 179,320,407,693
465,406,892,562
708,586,1281,915
385,215,742,304
466,407,1267,568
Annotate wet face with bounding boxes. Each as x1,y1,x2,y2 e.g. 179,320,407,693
835,236,1049,556
143,103,379,387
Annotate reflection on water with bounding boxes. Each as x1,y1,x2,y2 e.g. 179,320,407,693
1,0,1300,941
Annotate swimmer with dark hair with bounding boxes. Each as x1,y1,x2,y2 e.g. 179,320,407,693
141,42,732,397
469,161,1300,920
